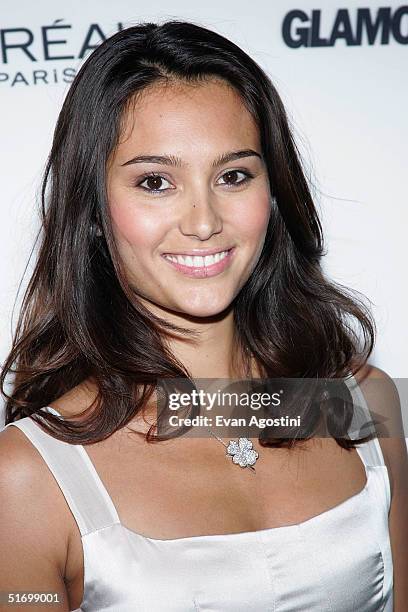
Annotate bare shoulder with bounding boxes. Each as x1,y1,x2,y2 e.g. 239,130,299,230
48,377,99,419
353,363,403,432
356,370,408,603
354,363,408,500
0,425,70,606
353,362,395,385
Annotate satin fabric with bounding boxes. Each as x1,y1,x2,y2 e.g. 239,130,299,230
4,376,393,611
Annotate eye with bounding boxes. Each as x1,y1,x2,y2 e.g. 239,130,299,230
134,169,254,195
135,172,173,194
217,169,254,188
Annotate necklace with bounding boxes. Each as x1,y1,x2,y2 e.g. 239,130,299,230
207,429,259,473
206,343,260,473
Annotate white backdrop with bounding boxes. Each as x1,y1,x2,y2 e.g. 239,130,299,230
1,2,407,433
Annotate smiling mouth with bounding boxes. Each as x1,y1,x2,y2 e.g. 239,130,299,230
160,247,236,278
162,249,232,268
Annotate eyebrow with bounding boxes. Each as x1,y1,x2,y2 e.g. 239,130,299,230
120,149,263,168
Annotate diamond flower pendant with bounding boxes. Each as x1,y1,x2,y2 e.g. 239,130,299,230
226,437,259,471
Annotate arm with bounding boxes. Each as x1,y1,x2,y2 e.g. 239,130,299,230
355,364,408,610
0,426,70,611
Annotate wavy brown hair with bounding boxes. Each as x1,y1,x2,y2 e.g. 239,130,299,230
1,20,376,449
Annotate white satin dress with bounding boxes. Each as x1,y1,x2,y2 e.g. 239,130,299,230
4,375,393,611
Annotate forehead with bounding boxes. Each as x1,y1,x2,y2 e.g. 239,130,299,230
113,78,260,163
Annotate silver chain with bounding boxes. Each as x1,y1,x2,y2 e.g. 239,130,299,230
206,343,258,473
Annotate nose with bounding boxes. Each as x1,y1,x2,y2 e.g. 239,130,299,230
179,194,223,241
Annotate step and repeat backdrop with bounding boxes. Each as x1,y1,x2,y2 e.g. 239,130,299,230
0,2,407,436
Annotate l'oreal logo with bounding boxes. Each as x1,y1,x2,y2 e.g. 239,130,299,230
282,7,408,47
0,19,125,64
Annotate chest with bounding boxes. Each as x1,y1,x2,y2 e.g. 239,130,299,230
65,484,390,612
87,434,368,532
64,435,369,609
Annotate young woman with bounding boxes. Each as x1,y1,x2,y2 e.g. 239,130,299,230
1,20,407,612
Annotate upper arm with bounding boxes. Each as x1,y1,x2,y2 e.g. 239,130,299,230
0,426,70,611
355,364,408,610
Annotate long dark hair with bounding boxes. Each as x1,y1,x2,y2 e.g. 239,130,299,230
1,20,375,449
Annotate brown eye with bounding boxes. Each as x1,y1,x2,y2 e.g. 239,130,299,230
137,173,172,193
218,170,253,187
146,176,164,190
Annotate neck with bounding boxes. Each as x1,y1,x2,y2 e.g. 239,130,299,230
138,299,251,380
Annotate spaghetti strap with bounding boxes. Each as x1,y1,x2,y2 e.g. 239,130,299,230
344,373,387,467
3,407,120,536
344,373,392,515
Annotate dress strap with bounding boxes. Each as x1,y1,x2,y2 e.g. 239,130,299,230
3,407,120,536
344,373,387,467
344,373,392,516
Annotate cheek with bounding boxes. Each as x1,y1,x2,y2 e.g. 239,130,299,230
232,193,271,244
109,199,166,253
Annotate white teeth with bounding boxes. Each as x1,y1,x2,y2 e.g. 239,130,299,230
163,250,230,268
204,255,213,266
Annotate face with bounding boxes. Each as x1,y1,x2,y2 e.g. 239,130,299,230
106,78,271,319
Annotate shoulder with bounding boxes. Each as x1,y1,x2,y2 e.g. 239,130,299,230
357,367,408,601
0,423,70,581
353,362,394,386
354,364,408,500
0,424,53,495
48,377,99,419
353,363,402,433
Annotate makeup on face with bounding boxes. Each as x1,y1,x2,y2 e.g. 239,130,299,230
107,79,271,318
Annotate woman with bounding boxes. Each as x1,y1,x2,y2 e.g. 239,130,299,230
0,19,407,611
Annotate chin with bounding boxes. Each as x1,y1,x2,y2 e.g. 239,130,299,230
173,297,233,319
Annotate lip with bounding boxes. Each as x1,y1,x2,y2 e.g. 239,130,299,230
161,247,236,279
161,246,234,256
